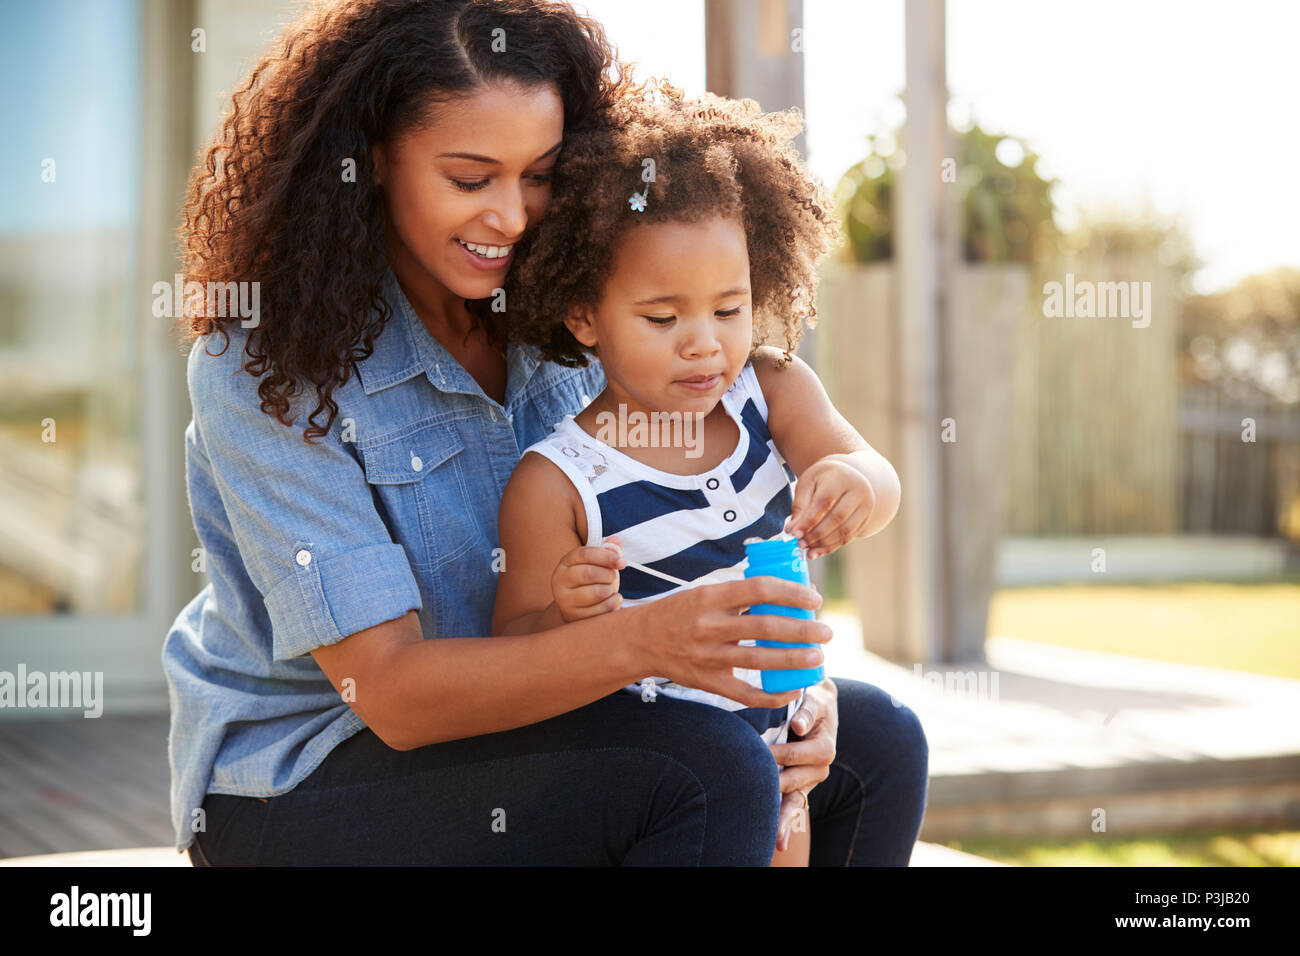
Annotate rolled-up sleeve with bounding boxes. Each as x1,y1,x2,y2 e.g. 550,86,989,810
187,334,422,661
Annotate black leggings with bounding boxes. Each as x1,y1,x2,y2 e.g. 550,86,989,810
190,676,929,866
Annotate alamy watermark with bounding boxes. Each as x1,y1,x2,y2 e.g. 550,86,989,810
0,664,103,717
912,665,1000,702
50,886,150,936
593,404,707,459
152,273,260,328
1042,272,1152,329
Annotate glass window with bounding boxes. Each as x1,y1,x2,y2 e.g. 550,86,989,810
0,0,143,615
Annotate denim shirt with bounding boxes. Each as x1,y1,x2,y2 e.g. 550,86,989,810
161,267,606,852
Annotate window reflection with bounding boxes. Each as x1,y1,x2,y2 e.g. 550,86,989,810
0,0,142,614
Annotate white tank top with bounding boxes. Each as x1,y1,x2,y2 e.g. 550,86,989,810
522,361,807,744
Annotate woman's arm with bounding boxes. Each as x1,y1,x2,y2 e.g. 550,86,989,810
310,606,645,750
312,573,827,750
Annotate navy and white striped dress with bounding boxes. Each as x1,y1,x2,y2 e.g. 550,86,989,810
523,361,807,745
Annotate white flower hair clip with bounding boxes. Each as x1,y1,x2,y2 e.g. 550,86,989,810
629,157,657,213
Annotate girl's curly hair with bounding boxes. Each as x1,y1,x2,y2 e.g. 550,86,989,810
501,77,841,368
179,0,635,442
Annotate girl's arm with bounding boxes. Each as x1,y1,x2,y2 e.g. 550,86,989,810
492,450,578,637
490,450,619,636
497,602,566,637
753,346,902,542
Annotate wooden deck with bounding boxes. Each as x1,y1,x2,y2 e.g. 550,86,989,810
0,714,173,857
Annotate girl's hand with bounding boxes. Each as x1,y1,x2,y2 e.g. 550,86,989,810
768,677,838,851
785,455,878,561
552,537,626,623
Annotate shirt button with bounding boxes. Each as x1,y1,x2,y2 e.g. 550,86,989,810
706,477,720,490
295,549,312,567
724,510,736,522
411,454,423,472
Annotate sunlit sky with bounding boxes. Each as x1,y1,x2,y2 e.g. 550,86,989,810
576,0,1300,295
3,0,1296,295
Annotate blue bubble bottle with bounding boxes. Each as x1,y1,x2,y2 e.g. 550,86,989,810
743,533,824,693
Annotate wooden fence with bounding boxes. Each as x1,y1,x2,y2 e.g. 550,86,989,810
1178,383,1300,541
818,253,1299,544
1004,250,1182,534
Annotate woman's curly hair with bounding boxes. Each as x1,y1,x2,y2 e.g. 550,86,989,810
501,77,841,368
179,0,635,442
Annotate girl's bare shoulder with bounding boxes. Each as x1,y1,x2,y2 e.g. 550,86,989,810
502,448,588,545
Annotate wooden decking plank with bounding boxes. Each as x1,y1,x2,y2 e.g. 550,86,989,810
8,717,167,786
78,719,170,782
1,748,152,850
2,717,170,796
0,812,51,859
9,762,168,849
0,717,174,847
71,715,172,769
20,791,145,851
3,783,108,853
0,724,167,848
0,716,145,768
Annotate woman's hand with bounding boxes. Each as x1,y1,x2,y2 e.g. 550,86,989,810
552,537,626,623
768,677,838,851
630,576,832,711
785,455,878,561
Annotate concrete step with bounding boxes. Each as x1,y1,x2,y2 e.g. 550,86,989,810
996,534,1298,585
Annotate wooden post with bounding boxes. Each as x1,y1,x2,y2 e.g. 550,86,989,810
705,0,826,592
140,0,203,636
893,0,953,663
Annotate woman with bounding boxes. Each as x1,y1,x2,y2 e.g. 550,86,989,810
165,0,928,866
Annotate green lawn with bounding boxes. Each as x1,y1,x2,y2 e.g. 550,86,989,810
943,828,1300,867
823,572,1300,681
986,580,1300,681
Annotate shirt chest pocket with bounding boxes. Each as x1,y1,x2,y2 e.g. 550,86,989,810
357,422,480,575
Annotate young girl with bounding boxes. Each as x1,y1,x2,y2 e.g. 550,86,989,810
491,80,901,865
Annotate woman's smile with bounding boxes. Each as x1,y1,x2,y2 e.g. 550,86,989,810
456,236,516,270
